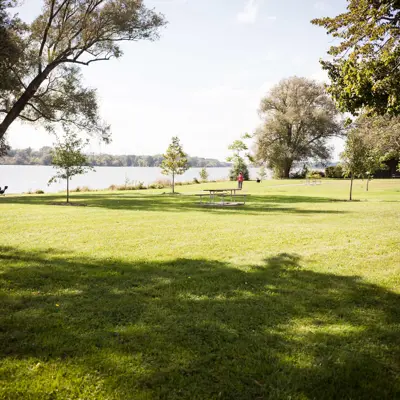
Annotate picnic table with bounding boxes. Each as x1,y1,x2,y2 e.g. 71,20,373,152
196,188,247,206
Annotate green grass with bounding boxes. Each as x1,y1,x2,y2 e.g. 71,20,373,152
0,179,399,399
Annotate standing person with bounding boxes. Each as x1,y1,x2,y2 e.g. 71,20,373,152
237,172,244,189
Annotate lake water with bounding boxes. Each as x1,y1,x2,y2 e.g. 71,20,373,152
0,166,265,194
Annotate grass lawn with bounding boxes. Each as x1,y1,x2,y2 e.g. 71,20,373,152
0,179,399,399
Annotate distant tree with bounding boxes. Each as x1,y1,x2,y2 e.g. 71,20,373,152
312,0,400,116
199,167,208,182
258,164,267,182
0,0,166,142
255,77,343,178
0,136,10,158
161,137,189,194
49,130,94,203
341,131,382,200
227,135,252,181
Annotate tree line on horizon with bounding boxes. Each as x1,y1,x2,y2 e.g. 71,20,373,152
0,146,231,168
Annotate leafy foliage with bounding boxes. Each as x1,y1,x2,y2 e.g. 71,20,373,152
325,165,344,179
258,165,267,181
0,136,10,158
199,167,208,182
227,135,251,181
312,0,400,116
255,77,343,178
49,129,94,202
0,0,166,140
161,137,189,193
341,130,383,199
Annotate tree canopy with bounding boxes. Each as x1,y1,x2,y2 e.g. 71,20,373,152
255,77,343,178
312,0,400,116
0,0,166,141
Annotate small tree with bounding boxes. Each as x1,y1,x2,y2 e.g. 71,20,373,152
341,132,382,200
258,164,267,182
227,135,252,181
161,137,189,194
49,130,94,203
199,167,208,182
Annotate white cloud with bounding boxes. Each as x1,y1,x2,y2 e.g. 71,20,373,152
237,0,259,24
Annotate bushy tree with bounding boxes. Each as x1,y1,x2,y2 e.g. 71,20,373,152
199,167,208,182
161,137,189,193
0,0,166,141
49,129,94,203
312,0,400,116
255,77,343,178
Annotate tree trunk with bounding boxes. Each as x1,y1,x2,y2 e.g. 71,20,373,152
0,64,57,140
172,172,175,194
282,159,293,178
366,178,369,192
67,175,69,203
349,174,354,201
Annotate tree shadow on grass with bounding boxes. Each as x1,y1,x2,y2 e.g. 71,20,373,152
0,247,399,399
0,193,349,215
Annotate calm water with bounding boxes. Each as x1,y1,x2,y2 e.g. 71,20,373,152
0,166,265,194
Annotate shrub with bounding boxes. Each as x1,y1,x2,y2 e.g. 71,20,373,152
307,170,325,178
35,190,45,194
193,177,200,184
325,165,344,178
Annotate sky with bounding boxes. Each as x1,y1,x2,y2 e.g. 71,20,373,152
7,0,348,161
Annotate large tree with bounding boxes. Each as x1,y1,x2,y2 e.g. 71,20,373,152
255,77,343,178
312,0,400,116
0,0,166,141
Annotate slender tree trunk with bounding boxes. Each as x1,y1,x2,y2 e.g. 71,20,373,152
366,178,369,192
67,175,69,203
0,64,57,140
172,172,175,194
349,173,354,201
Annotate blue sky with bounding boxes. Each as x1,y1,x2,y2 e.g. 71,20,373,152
9,0,347,160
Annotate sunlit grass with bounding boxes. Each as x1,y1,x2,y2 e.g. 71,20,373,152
0,179,399,399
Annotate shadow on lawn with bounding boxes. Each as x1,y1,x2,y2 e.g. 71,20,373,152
0,193,348,215
1,247,399,399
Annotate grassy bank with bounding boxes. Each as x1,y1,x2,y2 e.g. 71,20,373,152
0,180,399,399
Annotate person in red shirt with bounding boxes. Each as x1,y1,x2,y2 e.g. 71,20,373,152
237,172,244,189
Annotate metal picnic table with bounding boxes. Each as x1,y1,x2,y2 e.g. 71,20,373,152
196,188,247,206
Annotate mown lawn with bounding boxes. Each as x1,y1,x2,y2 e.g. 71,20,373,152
0,179,399,399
